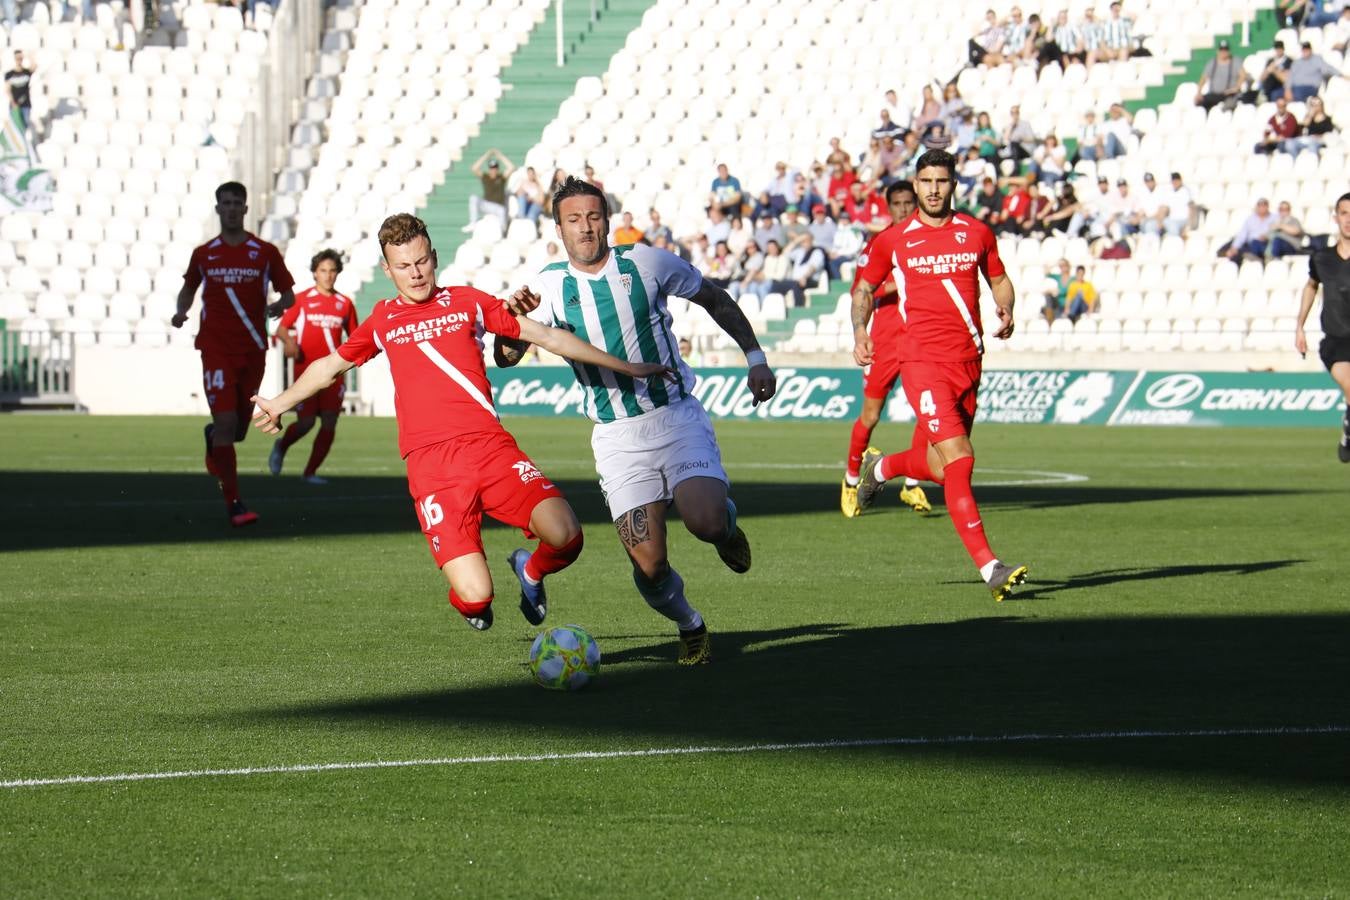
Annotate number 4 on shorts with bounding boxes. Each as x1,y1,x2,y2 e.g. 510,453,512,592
919,390,937,416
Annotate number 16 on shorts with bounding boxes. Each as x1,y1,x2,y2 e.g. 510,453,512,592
419,494,444,528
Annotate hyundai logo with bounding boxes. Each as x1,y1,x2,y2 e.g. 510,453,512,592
1145,373,1205,408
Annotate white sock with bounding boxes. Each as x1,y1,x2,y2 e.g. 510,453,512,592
844,472,859,486
874,457,890,482
903,478,919,488
979,559,1000,582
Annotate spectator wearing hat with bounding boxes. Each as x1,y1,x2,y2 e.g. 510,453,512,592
1068,176,1114,239
1259,40,1294,101
1256,95,1300,154
1196,41,1252,111
1136,173,1169,234
1111,178,1145,236
1285,40,1341,102
466,148,514,230
805,204,837,250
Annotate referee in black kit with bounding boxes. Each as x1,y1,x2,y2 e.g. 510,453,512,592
1296,191,1350,461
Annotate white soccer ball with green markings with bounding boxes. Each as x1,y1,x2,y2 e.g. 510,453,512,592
529,625,601,691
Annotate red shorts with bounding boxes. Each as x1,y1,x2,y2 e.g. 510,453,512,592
899,359,982,443
294,368,346,416
200,350,266,416
863,308,904,400
405,430,564,568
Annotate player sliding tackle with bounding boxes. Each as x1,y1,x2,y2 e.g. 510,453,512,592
851,149,1028,601
251,214,673,631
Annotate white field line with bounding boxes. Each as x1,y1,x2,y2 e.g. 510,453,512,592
4,724,1344,790
8,468,1089,510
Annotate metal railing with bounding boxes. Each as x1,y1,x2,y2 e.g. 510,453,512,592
0,329,78,408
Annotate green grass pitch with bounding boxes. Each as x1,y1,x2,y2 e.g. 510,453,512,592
2,414,1348,896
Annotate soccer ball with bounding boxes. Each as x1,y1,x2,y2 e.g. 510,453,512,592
529,625,601,691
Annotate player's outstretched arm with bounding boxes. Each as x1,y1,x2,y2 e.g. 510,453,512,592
988,272,1017,340
170,277,201,328
1295,279,1319,357
251,352,355,434
688,280,776,404
516,317,674,382
495,285,541,367
850,281,876,367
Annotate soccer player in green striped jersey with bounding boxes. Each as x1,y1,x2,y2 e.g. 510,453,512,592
497,177,777,665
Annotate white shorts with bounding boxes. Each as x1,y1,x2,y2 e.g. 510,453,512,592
591,396,729,519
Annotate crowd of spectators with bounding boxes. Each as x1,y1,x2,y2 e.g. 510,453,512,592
969,1,1141,73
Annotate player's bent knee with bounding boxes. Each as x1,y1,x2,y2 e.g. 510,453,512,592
684,508,730,544
628,548,669,585
530,497,581,547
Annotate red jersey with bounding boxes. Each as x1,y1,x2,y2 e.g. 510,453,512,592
278,287,359,373
856,211,1004,362
844,192,887,227
337,285,522,458
184,233,294,356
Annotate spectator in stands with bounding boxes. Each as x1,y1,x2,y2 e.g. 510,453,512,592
892,131,924,180
1030,134,1067,185
764,161,797,211
1113,178,1145,236
613,211,643,245
827,162,859,217
971,176,1004,224
958,145,989,196
752,212,784,252
709,163,743,219
735,242,766,298
512,166,546,223
843,181,888,233
1023,12,1052,67
973,111,999,160
999,104,1038,163
542,168,567,220
726,213,752,256
1278,0,1310,27
1269,200,1306,257
1100,1,1133,62
5,51,34,136
644,208,673,244
1287,95,1336,155
704,241,739,295
883,88,912,130
758,239,800,305
912,84,943,135
994,179,1034,235
1220,198,1278,260
1065,266,1099,322
825,137,850,169
1068,176,1114,240
1103,103,1137,152
1026,181,1052,229
939,83,971,130
704,205,731,246
1043,258,1073,321
1256,95,1301,154
859,138,886,185
1002,6,1031,61
582,164,605,193
1079,7,1105,67
1306,0,1347,27
1285,40,1341,102
782,206,809,246
2,0,14,29
793,170,826,215
1196,41,1252,111
466,149,513,231
873,108,905,142
750,189,781,222
788,233,828,304
1051,9,1085,68
684,234,711,271
828,216,865,279
877,134,906,183
806,203,837,250
1077,109,1123,161
1330,7,1350,53
951,108,978,155
1259,40,1293,101
1162,172,1193,236
970,9,1007,67
1038,182,1080,234
1137,172,1168,234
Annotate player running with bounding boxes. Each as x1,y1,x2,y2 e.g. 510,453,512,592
251,214,672,631
840,179,932,519
851,150,1028,601
172,181,295,528
270,249,360,484
496,177,777,665
1295,191,1350,461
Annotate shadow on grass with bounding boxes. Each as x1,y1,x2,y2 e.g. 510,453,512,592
0,469,1315,551
247,611,1350,786
989,559,1305,600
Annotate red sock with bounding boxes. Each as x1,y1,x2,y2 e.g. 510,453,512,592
210,444,239,505
303,427,336,477
878,427,934,484
941,456,995,569
525,532,584,582
448,589,492,617
279,422,305,451
845,419,874,479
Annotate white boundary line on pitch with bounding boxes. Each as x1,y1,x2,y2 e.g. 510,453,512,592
4,724,1344,790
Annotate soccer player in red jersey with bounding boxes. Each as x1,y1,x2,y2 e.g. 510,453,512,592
840,179,932,519
250,214,672,631
270,249,360,484
172,181,295,527
851,150,1029,601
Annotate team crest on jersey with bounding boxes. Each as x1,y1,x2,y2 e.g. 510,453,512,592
248,249,260,260
620,273,632,294
857,251,869,268
432,535,440,553
954,232,968,244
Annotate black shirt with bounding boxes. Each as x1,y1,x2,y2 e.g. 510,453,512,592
5,68,31,108
1310,245,1350,338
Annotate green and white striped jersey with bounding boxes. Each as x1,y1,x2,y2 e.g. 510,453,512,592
531,243,699,423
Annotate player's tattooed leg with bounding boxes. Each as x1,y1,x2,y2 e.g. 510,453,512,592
615,506,650,549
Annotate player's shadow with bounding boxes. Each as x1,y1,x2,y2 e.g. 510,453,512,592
247,610,1350,787
981,559,1305,600
0,468,1315,551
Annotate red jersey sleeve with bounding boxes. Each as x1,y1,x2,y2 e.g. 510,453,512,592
268,244,296,293
343,297,360,336
856,230,895,288
337,304,382,366
183,246,204,289
472,289,522,340
981,227,1007,280
277,300,301,330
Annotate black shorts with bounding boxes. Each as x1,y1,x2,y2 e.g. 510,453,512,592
1318,335,1350,370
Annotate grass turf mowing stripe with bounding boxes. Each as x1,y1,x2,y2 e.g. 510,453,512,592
5,724,1345,790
